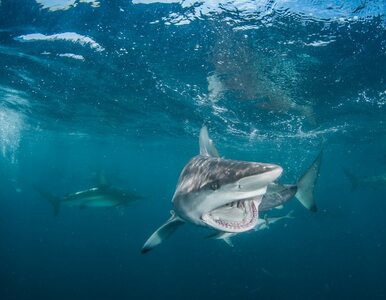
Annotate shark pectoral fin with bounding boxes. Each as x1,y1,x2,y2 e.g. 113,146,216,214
141,212,185,254
223,237,234,247
295,150,323,212
205,232,235,247
33,185,61,216
199,126,220,157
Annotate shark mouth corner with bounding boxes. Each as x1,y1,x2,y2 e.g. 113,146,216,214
202,199,259,233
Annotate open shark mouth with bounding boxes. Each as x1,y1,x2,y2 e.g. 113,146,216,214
201,199,259,233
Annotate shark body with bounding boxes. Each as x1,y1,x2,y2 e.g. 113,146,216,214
260,151,323,213
206,150,323,247
343,168,386,190
35,178,141,215
141,126,283,253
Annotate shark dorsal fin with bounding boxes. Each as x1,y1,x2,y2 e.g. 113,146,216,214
199,126,220,157
97,170,109,188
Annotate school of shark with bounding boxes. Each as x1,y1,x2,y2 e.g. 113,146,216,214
32,126,324,254
141,126,322,253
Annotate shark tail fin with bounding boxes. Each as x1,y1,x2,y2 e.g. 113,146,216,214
33,186,61,216
285,210,295,219
141,211,185,254
295,151,322,212
342,167,358,191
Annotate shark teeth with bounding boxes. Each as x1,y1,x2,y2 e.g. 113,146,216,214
202,199,258,233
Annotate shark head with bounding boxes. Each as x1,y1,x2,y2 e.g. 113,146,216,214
172,127,282,233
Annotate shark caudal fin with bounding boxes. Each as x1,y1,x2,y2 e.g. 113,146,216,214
284,210,295,219
295,151,322,212
33,186,61,216
141,211,185,254
342,167,358,191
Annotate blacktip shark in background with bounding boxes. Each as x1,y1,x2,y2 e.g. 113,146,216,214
141,126,283,254
343,168,386,190
35,172,142,216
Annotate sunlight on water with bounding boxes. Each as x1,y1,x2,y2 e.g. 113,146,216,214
15,32,105,52
0,107,23,163
35,0,100,11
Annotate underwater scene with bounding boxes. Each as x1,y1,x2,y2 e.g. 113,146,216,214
0,0,385,299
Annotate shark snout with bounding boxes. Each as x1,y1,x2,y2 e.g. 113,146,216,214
238,164,283,191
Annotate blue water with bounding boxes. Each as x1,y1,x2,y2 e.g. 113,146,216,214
1,0,385,299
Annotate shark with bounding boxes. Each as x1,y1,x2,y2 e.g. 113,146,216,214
343,168,386,190
259,150,323,213
141,126,283,253
262,210,295,228
35,173,141,216
208,210,295,247
188,149,323,247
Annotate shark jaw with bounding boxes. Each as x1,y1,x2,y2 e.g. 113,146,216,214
198,165,282,233
175,162,283,233
202,198,260,233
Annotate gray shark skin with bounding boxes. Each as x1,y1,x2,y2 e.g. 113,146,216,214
259,151,323,212
207,152,323,247
35,184,141,216
141,126,283,254
259,184,298,211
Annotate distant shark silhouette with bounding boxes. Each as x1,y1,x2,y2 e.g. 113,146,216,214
35,172,141,215
141,126,283,253
343,167,386,190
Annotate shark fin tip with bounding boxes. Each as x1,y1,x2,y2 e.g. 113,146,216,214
310,205,318,212
141,247,151,254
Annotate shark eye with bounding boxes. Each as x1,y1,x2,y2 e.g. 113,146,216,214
209,180,220,190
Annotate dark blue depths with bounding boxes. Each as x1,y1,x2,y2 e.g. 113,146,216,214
0,1,385,299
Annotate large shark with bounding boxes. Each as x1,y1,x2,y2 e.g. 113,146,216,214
35,174,141,216
141,126,283,253
343,168,386,190
206,150,322,247
259,150,323,213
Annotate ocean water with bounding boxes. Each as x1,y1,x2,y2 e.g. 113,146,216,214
0,0,385,299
